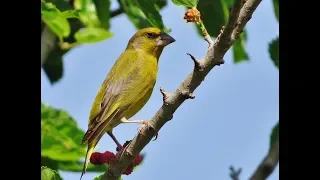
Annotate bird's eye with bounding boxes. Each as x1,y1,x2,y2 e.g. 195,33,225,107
147,33,153,38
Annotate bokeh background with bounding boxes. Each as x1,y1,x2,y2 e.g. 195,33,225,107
41,0,279,179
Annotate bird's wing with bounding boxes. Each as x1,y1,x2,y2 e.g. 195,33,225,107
81,51,142,144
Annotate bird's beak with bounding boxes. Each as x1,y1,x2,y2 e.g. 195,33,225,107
157,32,175,47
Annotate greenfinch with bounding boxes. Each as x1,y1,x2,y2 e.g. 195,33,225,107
80,27,175,179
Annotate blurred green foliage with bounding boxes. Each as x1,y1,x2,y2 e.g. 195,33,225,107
41,103,107,175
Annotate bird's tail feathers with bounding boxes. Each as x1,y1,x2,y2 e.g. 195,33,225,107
80,143,96,180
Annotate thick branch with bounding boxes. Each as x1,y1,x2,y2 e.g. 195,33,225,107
103,0,262,179
249,140,279,180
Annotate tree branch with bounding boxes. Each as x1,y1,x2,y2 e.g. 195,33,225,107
110,8,124,18
249,139,279,180
103,0,262,179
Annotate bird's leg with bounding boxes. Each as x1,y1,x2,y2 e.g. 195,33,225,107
107,131,122,150
120,117,158,140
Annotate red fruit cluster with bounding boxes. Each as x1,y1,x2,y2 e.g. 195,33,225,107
184,7,201,23
90,151,115,165
89,140,144,176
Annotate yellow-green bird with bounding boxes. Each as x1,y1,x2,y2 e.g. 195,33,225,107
80,27,175,179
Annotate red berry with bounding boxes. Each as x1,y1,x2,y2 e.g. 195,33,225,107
123,167,133,175
90,152,105,165
103,151,116,164
134,155,143,166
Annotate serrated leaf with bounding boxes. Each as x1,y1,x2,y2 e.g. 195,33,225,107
172,0,198,7
135,0,167,31
74,28,113,44
272,0,279,21
269,122,279,151
41,1,71,39
268,37,279,68
41,103,86,161
233,30,249,63
41,166,63,180
93,0,111,29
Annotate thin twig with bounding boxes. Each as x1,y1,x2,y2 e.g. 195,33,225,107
111,8,124,18
229,166,242,180
249,139,279,180
103,0,262,179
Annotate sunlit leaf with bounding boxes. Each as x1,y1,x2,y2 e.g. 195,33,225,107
41,166,62,180
45,0,73,11
61,10,81,19
41,1,71,40
268,36,279,68
74,28,113,44
172,0,198,7
74,0,101,27
41,103,86,161
41,156,107,172
93,0,111,29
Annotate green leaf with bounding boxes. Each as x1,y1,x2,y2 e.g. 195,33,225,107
93,174,104,180
60,10,81,19
41,103,86,161
196,0,249,63
74,28,113,44
172,0,198,7
42,47,64,84
45,0,73,11
92,0,111,29
42,19,82,84
42,156,107,172
41,1,71,40
118,0,152,29
41,166,63,180
118,0,168,30
269,122,279,150
74,0,101,27
196,0,227,37
233,30,249,63
272,0,279,21
135,0,167,31
268,36,279,68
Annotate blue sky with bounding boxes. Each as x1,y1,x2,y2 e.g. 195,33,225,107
41,0,279,179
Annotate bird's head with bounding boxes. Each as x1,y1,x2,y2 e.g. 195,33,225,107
126,27,175,58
